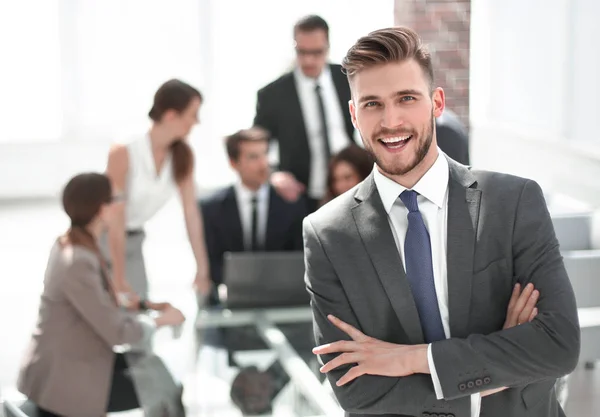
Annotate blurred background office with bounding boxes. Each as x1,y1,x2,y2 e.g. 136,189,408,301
1,0,600,416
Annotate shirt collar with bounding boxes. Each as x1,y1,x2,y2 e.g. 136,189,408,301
294,65,331,87
373,150,449,213
234,181,269,202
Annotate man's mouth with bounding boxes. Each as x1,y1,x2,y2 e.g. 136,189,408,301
378,135,413,150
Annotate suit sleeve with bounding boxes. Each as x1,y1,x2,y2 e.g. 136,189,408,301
431,180,580,399
199,200,223,285
62,258,151,348
304,217,471,416
254,88,280,171
254,88,277,139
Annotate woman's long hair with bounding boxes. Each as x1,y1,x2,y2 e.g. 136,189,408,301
148,79,202,184
60,172,118,303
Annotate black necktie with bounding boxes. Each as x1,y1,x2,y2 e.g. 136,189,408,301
315,83,332,161
250,195,259,251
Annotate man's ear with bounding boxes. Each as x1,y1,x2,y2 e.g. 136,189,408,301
432,87,445,118
349,99,358,129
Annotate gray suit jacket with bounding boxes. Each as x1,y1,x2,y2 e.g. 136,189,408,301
303,157,580,417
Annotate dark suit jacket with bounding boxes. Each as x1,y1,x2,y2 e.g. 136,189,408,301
436,109,470,165
303,157,580,417
254,64,356,189
199,184,307,285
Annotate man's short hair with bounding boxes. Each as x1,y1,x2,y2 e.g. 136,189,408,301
293,15,329,41
342,26,433,90
225,127,270,161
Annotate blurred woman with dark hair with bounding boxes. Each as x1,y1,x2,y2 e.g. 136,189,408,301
17,173,187,417
105,79,211,299
322,144,374,205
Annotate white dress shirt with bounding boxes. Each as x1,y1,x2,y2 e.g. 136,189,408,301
373,151,481,417
234,182,269,250
294,66,349,199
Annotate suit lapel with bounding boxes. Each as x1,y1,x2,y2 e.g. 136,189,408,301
352,175,425,344
223,187,245,252
446,158,481,338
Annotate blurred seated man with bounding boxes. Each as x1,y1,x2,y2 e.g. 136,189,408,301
199,127,307,297
198,127,311,414
436,108,470,165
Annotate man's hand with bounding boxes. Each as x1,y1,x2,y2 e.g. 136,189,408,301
270,171,305,202
313,315,426,386
482,283,539,397
503,283,539,329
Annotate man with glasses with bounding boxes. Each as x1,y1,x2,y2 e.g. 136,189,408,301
254,15,357,213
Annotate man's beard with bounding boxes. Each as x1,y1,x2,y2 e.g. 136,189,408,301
364,112,434,177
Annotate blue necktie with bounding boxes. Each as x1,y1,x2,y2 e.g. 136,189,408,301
400,190,446,343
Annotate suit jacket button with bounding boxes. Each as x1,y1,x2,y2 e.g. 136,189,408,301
467,381,475,389
475,378,483,386
458,383,467,391
484,377,491,385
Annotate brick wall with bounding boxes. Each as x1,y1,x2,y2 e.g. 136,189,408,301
394,0,470,127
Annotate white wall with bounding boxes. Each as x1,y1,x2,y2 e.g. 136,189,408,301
0,0,393,199
470,0,600,208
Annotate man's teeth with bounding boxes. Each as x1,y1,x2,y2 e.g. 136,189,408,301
381,135,411,144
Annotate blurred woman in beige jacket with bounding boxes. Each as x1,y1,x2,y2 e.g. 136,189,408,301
17,173,186,417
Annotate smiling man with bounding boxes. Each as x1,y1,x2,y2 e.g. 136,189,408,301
303,27,579,417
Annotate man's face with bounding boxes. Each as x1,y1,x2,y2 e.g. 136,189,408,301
295,29,329,79
349,59,444,180
230,140,270,189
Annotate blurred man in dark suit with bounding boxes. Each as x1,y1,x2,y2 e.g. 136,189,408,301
254,15,357,212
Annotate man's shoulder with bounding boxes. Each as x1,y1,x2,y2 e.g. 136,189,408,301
199,186,234,209
471,168,531,188
257,71,295,96
469,168,543,201
304,188,358,232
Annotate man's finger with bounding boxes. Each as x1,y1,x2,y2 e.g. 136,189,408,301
336,365,365,386
313,340,358,355
517,289,539,325
328,315,370,342
511,283,534,321
320,352,362,374
528,307,538,322
506,283,521,314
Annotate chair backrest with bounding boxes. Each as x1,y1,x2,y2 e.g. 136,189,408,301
552,213,592,251
563,250,600,308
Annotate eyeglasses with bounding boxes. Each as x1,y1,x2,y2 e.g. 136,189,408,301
295,47,328,57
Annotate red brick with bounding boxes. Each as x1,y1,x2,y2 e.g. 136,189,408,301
394,0,470,127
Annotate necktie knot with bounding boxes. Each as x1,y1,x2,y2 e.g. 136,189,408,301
400,190,419,213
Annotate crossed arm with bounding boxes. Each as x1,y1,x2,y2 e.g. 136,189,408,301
304,180,580,415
